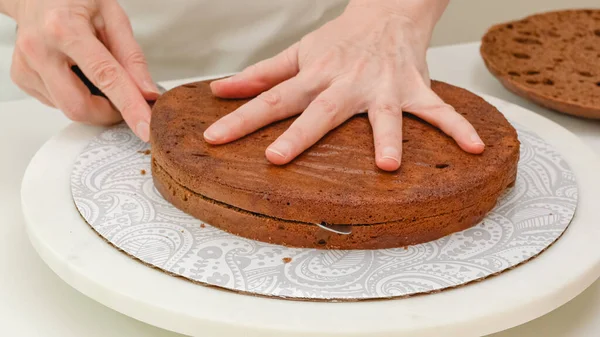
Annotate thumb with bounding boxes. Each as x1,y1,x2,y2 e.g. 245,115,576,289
211,43,300,98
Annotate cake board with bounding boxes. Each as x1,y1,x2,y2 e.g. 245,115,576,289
21,79,600,336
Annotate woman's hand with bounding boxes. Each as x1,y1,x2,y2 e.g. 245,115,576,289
205,0,485,171
5,0,159,141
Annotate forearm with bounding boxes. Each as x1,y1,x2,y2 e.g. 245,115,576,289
347,0,449,32
0,0,19,18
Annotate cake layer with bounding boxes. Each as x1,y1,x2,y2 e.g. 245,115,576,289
150,80,520,226
152,158,516,250
480,9,600,119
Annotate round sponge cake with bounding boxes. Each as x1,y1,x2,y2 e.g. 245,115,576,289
150,80,520,249
480,9,600,119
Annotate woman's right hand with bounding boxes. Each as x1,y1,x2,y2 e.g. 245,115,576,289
7,0,159,141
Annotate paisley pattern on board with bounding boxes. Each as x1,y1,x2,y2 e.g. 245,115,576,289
70,122,577,300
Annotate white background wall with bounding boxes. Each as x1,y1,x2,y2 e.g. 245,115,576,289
0,0,597,101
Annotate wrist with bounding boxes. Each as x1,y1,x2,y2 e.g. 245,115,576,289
347,0,448,33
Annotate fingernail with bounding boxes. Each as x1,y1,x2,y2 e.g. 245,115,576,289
381,146,400,164
470,133,485,146
144,81,161,95
213,76,233,85
136,121,150,142
204,124,228,142
267,141,290,159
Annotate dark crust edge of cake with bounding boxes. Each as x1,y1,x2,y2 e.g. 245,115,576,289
150,80,522,225
152,158,517,250
479,11,600,119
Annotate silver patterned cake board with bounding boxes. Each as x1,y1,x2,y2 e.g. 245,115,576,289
70,122,577,301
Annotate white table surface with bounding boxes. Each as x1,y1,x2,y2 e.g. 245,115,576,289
2,42,600,337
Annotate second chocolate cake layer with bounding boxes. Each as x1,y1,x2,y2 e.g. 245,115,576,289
152,158,516,249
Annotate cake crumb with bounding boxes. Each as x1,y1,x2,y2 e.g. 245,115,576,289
144,149,151,155
403,246,408,251
282,257,292,264
140,169,146,175
200,223,206,228
181,230,184,233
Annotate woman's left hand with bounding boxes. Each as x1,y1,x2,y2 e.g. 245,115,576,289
204,0,485,171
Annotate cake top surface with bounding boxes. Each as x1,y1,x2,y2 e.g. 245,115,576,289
480,9,600,115
150,80,519,224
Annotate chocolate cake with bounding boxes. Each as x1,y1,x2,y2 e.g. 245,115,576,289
150,80,520,249
480,9,600,118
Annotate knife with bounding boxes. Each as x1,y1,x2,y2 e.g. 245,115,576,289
71,65,166,103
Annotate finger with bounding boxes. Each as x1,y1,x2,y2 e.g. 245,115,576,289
265,85,358,165
54,28,152,141
41,57,121,125
98,2,160,100
10,48,55,107
34,90,55,107
368,102,403,171
17,84,54,107
404,84,485,154
211,43,300,98
204,76,319,144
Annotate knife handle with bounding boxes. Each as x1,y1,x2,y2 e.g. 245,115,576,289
70,65,164,108
71,65,107,98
